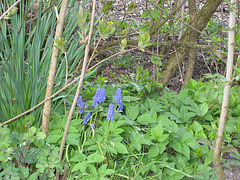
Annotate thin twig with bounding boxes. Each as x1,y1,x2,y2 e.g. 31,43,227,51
58,0,97,163
0,0,21,20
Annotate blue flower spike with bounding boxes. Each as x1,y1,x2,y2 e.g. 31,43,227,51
79,101,85,114
82,111,91,125
114,88,122,103
114,88,123,111
117,102,123,111
107,103,114,122
77,96,83,106
99,88,106,103
92,88,101,107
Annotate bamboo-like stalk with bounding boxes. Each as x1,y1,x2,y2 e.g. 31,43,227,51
58,0,97,163
213,0,236,179
42,0,69,135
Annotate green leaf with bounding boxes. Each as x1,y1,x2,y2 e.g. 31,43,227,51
66,133,80,146
114,142,129,154
137,114,156,125
151,122,163,140
88,153,104,163
104,169,115,176
28,171,39,180
98,164,107,175
188,78,198,89
72,162,87,172
46,135,62,144
36,132,46,140
104,144,117,154
158,134,169,142
200,102,208,116
70,153,87,162
18,165,29,179
181,144,190,159
177,89,188,100
170,141,182,153
149,144,159,158
159,143,166,154
126,105,139,120
170,107,181,118
123,96,141,102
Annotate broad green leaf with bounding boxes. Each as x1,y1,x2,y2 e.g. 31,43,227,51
188,140,200,150
188,78,198,89
98,164,107,175
126,105,139,120
46,135,62,144
70,153,86,162
68,125,79,133
72,162,85,172
200,102,208,116
28,171,39,180
18,165,29,179
123,96,141,102
104,169,115,176
104,144,117,154
149,144,159,158
157,134,169,142
114,142,129,154
182,144,190,159
177,89,188,100
171,141,182,153
88,153,104,163
151,122,163,139
88,164,97,175
170,107,181,118
159,143,166,154
137,114,156,125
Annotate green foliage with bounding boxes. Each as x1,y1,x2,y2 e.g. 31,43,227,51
0,124,62,179
0,0,92,130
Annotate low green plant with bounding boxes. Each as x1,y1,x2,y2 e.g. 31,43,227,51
0,123,62,179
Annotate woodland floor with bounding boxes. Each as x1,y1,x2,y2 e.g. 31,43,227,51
92,0,240,179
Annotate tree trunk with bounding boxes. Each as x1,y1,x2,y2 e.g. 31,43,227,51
159,0,222,87
42,0,69,135
182,0,197,89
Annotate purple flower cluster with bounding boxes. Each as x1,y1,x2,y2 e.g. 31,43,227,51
77,96,85,114
82,111,91,125
107,103,114,122
92,88,106,107
113,88,123,111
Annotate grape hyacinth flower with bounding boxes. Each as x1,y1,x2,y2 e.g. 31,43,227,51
77,96,83,106
92,88,101,107
107,103,114,122
82,111,91,125
113,88,122,103
79,101,85,114
114,88,123,111
92,88,106,107
99,88,106,103
117,102,123,111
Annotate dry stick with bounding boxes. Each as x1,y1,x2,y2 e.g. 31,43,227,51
213,0,236,179
0,0,21,20
58,0,96,163
63,52,68,114
86,36,102,70
201,49,212,74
